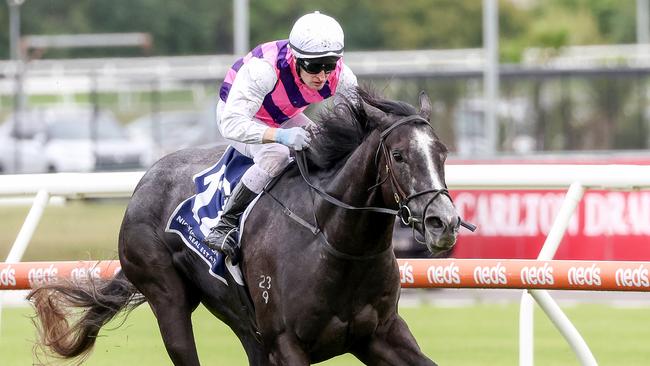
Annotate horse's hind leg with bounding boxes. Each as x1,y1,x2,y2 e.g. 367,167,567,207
201,278,269,365
120,228,201,365
352,315,437,366
141,269,201,365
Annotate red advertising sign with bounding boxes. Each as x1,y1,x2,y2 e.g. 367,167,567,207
448,155,650,260
450,189,650,260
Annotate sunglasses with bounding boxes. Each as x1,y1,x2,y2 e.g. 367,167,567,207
297,59,338,74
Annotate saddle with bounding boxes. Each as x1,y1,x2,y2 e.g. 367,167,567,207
165,146,253,285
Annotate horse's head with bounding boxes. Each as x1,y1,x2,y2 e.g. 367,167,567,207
363,91,459,254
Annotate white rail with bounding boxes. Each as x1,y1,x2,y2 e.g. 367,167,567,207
0,171,143,197
520,182,596,366
2,165,650,198
2,164,650,365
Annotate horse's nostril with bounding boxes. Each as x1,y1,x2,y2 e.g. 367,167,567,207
425,216,444,230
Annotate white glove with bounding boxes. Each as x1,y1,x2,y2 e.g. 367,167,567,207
275,127,311,150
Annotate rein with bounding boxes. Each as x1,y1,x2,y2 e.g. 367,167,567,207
270,114,476,260
295,151,399,216
295,115,435,219
289,151,394,261
298,115,475,233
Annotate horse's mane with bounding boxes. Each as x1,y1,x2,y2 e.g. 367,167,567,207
307,87,418,170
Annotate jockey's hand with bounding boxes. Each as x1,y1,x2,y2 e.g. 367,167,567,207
275,127,311,151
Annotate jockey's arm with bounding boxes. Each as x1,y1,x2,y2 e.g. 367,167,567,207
269,64,358,141
218,59,357,145
218,58,278,144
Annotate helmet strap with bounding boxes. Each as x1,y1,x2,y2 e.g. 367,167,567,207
294,56,310,84
295,62,304,83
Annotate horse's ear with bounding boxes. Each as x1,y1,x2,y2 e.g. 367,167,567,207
418,91,432,120
362,101,387,122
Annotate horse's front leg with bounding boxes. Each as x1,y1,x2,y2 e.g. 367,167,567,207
352,315,437,366
268,332,310,366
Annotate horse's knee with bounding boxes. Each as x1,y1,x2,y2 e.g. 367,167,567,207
351,315,437,366
269,333,309,366
239,335,270,366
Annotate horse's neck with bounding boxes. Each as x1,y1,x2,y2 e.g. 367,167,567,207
316,132,395,253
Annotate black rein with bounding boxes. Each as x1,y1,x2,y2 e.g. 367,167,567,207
296,115,476,232
269,114,476,260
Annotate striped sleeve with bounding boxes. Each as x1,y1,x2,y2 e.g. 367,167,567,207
218,58,278,144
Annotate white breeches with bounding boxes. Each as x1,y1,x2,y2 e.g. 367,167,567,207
227,113,312,194
229,142,290,193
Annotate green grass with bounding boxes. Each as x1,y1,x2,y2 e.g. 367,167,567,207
2,201,650,364
0,200,127,262
1,304,650,365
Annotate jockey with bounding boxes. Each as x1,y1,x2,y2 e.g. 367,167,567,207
204,11,358,260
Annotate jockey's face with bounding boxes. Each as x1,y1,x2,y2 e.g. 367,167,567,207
296,56,338,91
299,67,328,90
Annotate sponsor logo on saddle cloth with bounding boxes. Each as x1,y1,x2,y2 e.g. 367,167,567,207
165,146,254,285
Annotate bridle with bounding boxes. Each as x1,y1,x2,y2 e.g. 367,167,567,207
370,115,459,244
291,114,475,255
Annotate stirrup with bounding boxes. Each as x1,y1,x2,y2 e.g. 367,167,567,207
210,227,240,264
219,228,238,252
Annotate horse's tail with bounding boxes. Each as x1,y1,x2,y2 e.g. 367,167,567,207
27,269,146,362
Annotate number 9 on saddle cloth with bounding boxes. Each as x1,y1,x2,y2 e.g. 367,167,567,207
165,146,253,284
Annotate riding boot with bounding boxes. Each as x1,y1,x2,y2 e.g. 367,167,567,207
204,183,257,263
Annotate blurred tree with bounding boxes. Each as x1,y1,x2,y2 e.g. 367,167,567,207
425,79,463,151
583,76,635,149
0,0,639,58
582,0,637,43
507,0,640,151
498,0,637,63
247,1,385,50
1,0,235,58
615,74,649,149
372,0,483,49
0,6,7,59
0,0,646,153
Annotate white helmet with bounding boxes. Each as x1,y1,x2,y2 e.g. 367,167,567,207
289,11,344,59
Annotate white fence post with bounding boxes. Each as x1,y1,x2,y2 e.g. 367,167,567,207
6,189,50,262
519,182,597,366
1,188,50,334
528,290,597,366
519,291,535,366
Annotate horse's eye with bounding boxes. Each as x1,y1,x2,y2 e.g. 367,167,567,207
391,150,404,162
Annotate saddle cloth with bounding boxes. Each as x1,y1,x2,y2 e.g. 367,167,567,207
165,146,254,285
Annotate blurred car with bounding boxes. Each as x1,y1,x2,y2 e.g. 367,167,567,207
126,105,228,167
0,125,48,174
0,107,146,173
